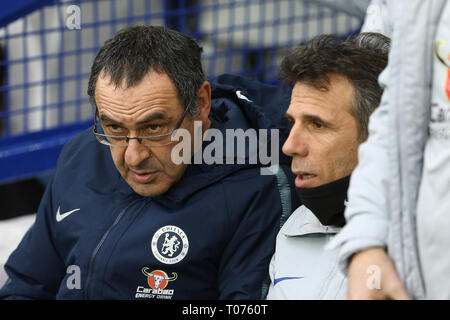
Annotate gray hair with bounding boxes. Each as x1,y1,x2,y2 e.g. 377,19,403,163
280,32,390,141
88,25,205,116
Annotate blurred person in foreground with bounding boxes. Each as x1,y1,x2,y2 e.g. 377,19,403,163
328,0,450,299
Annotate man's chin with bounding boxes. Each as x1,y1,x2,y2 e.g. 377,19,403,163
130,182,171,197
123,166,186,197
126,175,171,197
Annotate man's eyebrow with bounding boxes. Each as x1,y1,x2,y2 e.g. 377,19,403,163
136,112,168,125
302,114,334,128
99,113,122,125
302,114,329,125
99,112,168,125
284,112,329,125
284,113,294,122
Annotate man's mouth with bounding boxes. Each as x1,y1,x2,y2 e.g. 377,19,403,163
131,171,158,183
294,171,318,187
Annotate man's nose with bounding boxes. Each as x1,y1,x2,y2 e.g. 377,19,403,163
124,138,152,167
282,127,308,158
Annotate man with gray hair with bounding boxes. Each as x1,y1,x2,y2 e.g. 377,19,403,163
266,32,389,299
0,25,298,300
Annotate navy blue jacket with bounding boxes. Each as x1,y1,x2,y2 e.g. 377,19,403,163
0,74,299,300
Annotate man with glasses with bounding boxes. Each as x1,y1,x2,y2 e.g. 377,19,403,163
0,26,297,299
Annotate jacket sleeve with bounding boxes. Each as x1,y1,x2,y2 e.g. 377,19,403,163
217,167,291,299
313,0,371,19
0,175,65,299
326,65,392,274
360,0,393,36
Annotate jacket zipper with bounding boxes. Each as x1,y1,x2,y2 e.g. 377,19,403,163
318,234,339,299
84,199,139,299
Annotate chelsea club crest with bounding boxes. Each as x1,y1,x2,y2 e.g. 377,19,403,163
151,225,189,264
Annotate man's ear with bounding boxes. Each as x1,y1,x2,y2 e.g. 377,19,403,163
195,81,211,128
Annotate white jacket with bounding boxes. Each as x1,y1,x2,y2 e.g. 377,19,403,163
267,205,346,300
328,0,448,299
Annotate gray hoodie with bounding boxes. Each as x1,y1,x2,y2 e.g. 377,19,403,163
327,0,449,299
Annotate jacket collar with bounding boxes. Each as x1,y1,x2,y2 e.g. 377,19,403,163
281,205,342,236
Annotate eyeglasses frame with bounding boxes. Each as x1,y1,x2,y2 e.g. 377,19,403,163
93,106,190,147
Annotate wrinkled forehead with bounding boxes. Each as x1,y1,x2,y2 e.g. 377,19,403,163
95,69,178,100
290,75,355,111
94,70,184,121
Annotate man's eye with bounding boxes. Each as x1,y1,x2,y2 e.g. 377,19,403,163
312,121,324,129
107,125,124,134
147,124,162,134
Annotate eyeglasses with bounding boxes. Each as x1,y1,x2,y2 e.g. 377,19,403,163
93,107,189,147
